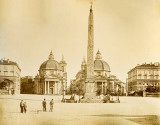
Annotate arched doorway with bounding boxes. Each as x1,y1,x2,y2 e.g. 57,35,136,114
0,79,14,94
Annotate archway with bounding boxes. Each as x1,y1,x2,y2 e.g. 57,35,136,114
0,79,14,94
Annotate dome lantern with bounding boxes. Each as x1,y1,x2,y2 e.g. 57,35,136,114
48,51,54,60
96,50,102,60
82,56,86,65
60,55,66,64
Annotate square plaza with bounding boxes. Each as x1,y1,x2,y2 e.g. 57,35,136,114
0,95,160,125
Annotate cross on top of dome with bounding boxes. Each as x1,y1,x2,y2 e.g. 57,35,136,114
96,50,102,60
48,51,54,60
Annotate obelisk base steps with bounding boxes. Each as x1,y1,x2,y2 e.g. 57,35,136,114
84,93,96,99
80,98,103,103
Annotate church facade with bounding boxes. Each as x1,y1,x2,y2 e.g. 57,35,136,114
34,51,67,95
71,50,126,96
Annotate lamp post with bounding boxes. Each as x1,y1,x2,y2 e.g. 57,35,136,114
103,84,105,95
76,82,81,103
117,89,120,101
61,78,65,102
116,84,120,102
111,90,114,100
76,86,80,103
62,86,65,101
143,86,147,97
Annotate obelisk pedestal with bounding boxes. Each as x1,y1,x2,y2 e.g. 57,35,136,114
85,78,96,99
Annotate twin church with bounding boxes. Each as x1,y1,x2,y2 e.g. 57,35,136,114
34,5,125,96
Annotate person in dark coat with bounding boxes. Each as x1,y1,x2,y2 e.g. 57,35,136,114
23,102,27,113
20,100,24,113
42,99,47,112
49,99,54,112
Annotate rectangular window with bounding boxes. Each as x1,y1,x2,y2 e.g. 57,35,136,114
156,76,159,79
144,75,147,79
150,75,154,79
10,71,14,76
138,76,141,79
4,71,8,76
4,65,8,70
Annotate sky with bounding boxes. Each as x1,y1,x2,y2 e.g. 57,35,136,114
0,0,160,85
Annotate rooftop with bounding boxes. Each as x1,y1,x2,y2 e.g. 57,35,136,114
128,62,160,73
0,58,21,71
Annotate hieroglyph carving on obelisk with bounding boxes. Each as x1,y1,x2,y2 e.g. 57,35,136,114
87,4,94,79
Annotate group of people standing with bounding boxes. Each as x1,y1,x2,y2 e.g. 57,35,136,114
20,100,27,113
20,98,54,113
42,98,54,112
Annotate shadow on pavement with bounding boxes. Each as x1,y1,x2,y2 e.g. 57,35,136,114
91,114,160,125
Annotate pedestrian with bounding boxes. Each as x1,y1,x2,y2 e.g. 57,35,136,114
20,100,23,113
42,99,47,112
23,102,27,113
49,99,54,112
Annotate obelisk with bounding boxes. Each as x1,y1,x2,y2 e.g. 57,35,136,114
85,3,96,99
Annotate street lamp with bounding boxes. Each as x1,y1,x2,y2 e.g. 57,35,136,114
117,89,120,102
61,78,66,102
103,84,105,95
111,90,114,100
63,87,65,101
76,83,81,103
116,84,120,102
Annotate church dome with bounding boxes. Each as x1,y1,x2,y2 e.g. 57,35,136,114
94,50,110,72
94,60,110,71
40,51,60,70
40,60,60,69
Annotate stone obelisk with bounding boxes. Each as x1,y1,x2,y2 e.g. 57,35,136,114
85,4,96,99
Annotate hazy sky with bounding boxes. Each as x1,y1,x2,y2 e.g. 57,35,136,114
0,0,160,84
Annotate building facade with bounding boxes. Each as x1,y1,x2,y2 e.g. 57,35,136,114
0,58,21,94
127,62,160,94
71,50,126,96
21,76,34,94
34,51,67,95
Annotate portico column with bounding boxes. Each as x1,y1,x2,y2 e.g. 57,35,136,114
55,81,57,94
105,82,107,94
57,82,58,94
101,82,103,94
48,81,49,94
45,81,46,94
104,82,105,94
58,81,61,95
112,81,115,92
63,80,66,96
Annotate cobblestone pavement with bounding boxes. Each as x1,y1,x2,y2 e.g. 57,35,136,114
0,95,160,125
